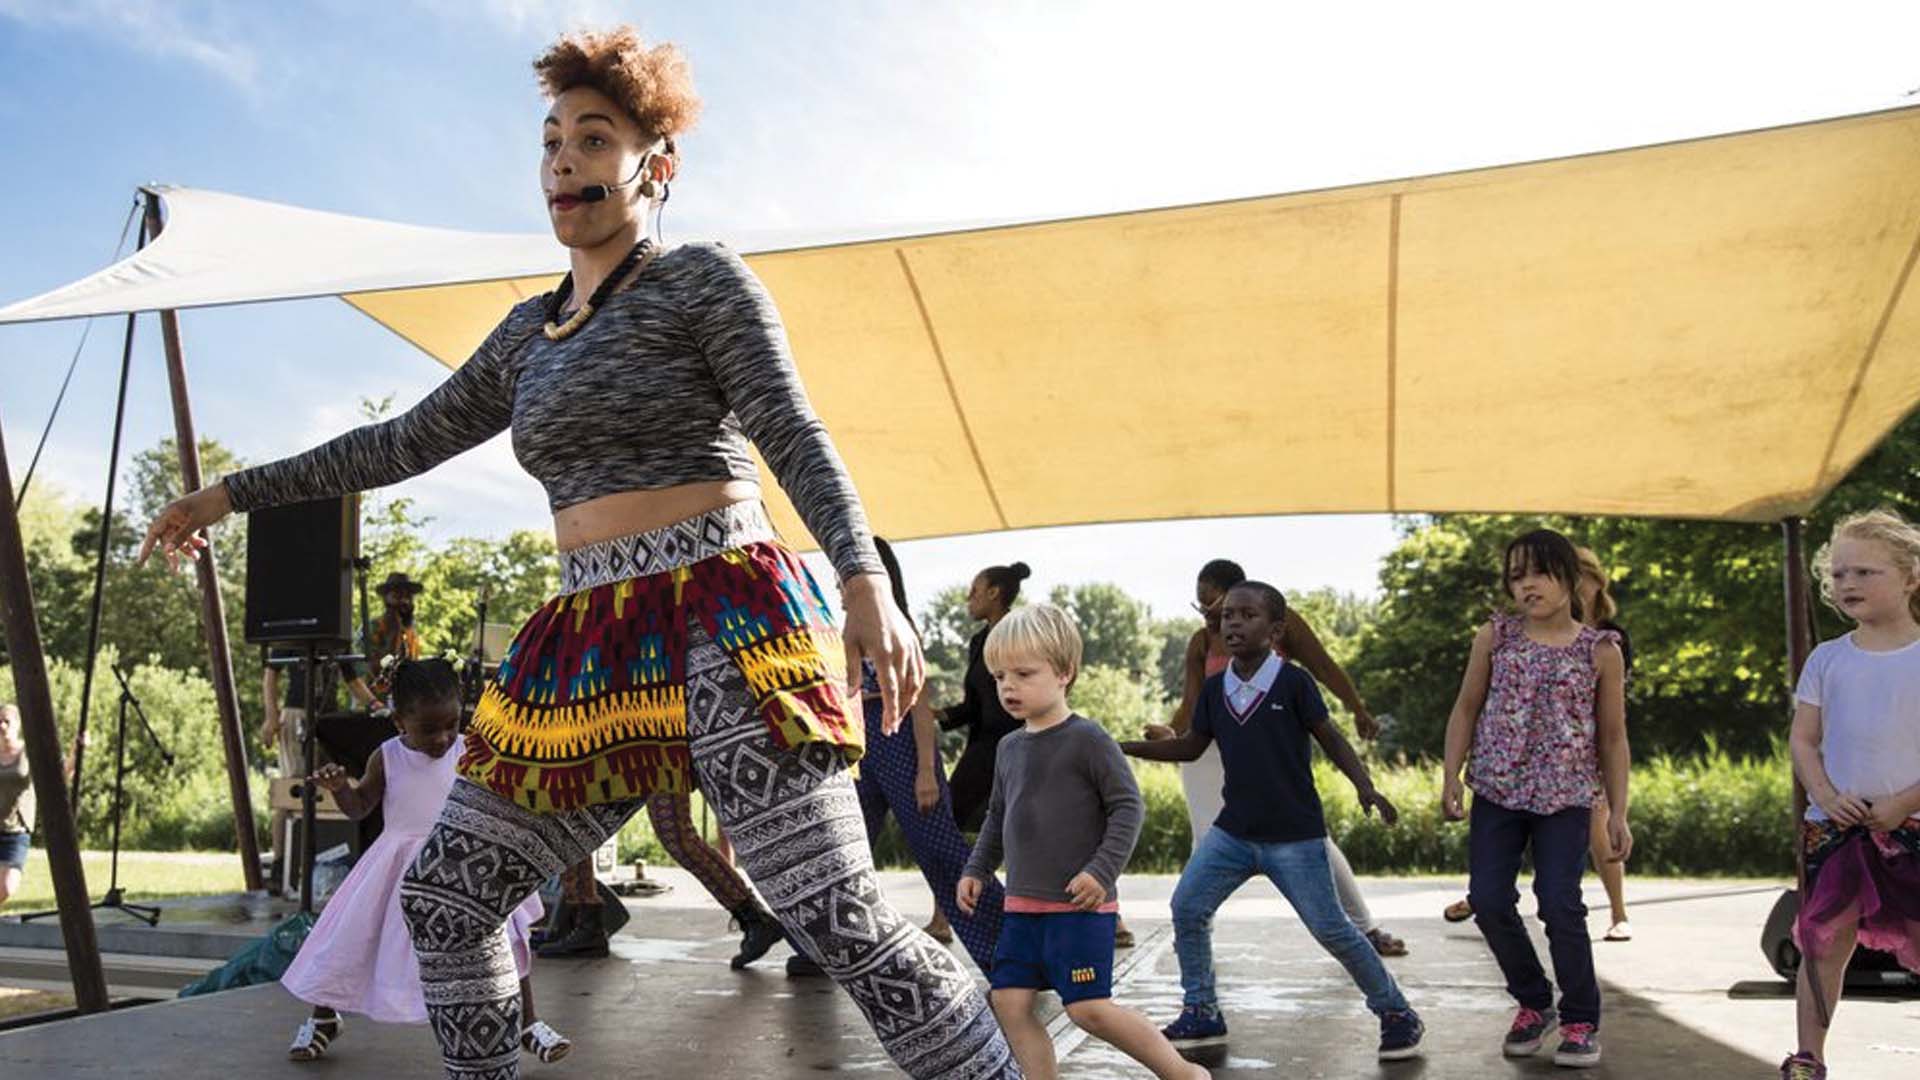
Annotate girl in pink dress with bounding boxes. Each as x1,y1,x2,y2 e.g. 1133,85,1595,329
281,659,570,1064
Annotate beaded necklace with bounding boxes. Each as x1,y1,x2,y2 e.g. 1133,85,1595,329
543,239,658,341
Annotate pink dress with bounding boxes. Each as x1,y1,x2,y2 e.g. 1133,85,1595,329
281,734,542,1022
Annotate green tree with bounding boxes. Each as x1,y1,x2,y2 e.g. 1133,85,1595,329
1348,405,1920,759
1070,664,1162,744
1153,615,1201,701
1048,582,1158,681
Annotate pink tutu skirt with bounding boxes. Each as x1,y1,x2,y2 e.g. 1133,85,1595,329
1793,815,1920,974
280,827,543,1023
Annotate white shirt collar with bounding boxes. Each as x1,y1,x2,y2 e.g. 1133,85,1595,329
1223,651,1283,714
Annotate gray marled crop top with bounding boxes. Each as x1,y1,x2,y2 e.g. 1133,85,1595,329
222,241,881,580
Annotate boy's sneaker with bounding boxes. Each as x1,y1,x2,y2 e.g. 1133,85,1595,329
1160,1004,1228,1047
1779,1052,1826,1080
1552,1022,1601,1067
1377,1008,1425,1061
1503,1005,1557,1056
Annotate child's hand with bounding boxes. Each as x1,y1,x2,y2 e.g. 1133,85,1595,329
1814,787,1871,828
1142,723,1176,742
1360,788,1399,826
914,767,940,814
956,875,982,915
1441,774,1467,821
1865,798,1914,834
1066,872,1107,911
309,763,351,793
1606,813,1633,863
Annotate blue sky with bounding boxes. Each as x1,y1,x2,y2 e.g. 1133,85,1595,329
3,1,1917,616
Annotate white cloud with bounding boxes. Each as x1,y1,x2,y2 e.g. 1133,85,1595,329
0,0,262,90
416,0,629,35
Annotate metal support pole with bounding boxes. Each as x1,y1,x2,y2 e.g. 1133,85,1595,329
0,405,111,1012
142,193,263,890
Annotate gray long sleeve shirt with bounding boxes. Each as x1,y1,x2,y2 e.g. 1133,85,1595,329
962,714,1143,904
221,242,881,580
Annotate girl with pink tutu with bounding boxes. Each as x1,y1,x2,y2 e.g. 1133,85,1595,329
1782,509,1920,1080
281,658,571,1065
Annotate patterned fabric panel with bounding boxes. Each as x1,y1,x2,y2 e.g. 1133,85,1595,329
459,539,860,813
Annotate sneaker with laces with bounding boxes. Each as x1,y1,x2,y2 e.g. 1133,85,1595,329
1553,1022,1601,1067
1160,1004,1228,1047
1377,1008,1425,1061
1778,1052,1827,1079
1503,1005,1556,1056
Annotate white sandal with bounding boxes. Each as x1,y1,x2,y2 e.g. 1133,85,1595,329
288,1015,342,1061
522,1019,573,1063
1603,919,1633,942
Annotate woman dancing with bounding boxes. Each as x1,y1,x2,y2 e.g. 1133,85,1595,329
142,26,1015,1080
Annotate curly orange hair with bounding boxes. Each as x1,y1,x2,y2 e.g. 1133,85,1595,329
533,26,701,145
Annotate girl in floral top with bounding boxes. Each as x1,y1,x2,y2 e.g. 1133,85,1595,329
1439,528,1630,1069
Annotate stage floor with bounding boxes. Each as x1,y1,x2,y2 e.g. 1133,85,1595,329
2,873,1916,1077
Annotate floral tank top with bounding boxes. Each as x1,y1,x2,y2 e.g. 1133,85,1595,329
1467,614,1618,815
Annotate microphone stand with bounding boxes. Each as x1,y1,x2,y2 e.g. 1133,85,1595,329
20,664,173,926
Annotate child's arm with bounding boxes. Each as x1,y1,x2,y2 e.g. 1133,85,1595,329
957,761,1008,913
1866,778,1920,832
1593,639,1632,861
310,748,386,821
1439,622,1496,821
1304,683,1397,824
1071,737,1145,910
1280,610,1380,740
1790,701,1870,827
1120,726,1211,763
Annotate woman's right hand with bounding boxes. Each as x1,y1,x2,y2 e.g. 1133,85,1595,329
1441,773,1467,821
956,875,982,916
138,483,233,571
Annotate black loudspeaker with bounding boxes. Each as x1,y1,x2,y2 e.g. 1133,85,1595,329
244,495,359,648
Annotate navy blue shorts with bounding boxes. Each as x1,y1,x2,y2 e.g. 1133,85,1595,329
0,831,28,871
989,911,1116,1004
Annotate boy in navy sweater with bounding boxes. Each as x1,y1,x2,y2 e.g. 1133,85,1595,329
1123,582,1424,1061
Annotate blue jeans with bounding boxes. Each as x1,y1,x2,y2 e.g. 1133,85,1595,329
1468,795,1600,1027
1171,826,1408,1015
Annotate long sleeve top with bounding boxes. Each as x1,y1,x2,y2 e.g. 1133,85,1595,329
962,715,1144,903
222,242,881,580
939,627,1021,740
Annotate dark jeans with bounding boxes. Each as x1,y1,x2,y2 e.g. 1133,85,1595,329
1468,795,1600,1027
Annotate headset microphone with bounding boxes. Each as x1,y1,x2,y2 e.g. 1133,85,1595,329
576,150,673,203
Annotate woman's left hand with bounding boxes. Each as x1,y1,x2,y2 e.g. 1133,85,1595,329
914,767,940,814
841,572,925,736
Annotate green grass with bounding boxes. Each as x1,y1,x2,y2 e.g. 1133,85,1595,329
2,850,249,914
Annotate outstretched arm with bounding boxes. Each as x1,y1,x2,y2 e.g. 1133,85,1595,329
1120,727,1212,763
1280,610,1378,739
1311,719,1396,824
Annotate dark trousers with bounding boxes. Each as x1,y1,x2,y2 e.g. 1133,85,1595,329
946,736,1000,832
1468,795,1600,1027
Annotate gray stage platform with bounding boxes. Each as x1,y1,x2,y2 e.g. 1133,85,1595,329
2,874,1916,1077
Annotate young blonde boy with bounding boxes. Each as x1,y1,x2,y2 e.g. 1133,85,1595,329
958,604,1208,1080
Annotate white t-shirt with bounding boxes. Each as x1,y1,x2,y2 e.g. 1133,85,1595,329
1796,633,1920,821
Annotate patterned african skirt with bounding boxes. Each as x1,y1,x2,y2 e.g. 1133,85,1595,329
1795,814,1920,974
457,501,862,813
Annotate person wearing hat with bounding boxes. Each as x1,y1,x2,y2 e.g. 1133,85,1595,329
368,572,426,680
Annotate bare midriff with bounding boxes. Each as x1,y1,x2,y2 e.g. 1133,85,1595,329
551,478,763,552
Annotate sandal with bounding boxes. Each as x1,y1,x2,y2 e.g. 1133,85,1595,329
1443,897,1474,923
288,1015,341,1061
522,1020,573,1063
1114,926,1136,949
1367,927,1409,957
1603,919,1633,942
923,917,955,945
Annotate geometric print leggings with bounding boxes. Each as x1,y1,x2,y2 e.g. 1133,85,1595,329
398,621,1021,1080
